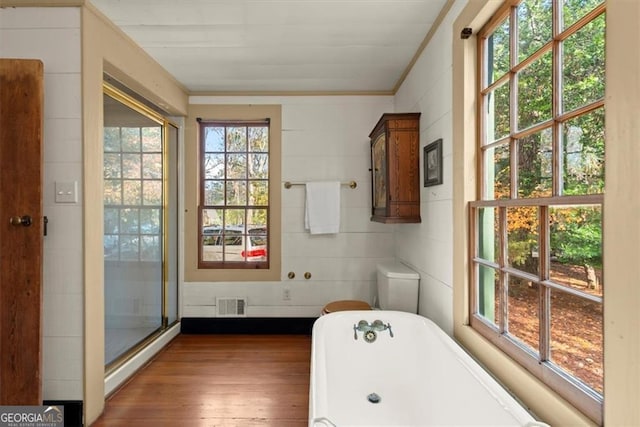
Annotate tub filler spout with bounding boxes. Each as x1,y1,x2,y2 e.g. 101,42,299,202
353,319,393,342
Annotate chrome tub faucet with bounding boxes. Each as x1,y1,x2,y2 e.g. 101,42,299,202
353,319,394,342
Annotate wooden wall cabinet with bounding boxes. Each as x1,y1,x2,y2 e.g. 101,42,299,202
369,113,421,223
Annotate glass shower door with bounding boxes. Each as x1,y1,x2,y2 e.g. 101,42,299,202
103,86,169,367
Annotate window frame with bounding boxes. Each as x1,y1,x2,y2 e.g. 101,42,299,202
470,1,605,423
183,104,282,283
197,119,271,270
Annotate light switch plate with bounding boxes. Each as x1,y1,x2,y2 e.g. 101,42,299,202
55,181,78,203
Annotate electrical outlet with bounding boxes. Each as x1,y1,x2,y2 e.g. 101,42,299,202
282,287,291,301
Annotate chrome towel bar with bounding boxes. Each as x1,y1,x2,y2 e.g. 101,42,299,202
284,180,357,189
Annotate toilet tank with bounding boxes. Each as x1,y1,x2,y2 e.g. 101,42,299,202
376,261,420,313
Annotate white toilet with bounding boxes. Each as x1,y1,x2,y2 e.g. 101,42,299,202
321,261,420,315
376,260,420,313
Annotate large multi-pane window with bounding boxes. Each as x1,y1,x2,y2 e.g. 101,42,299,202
471,0,605,422
198,120,270,269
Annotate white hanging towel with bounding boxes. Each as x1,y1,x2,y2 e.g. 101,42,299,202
305,181,341,234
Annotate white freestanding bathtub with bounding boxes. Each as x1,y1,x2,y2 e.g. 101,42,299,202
309,311,549,427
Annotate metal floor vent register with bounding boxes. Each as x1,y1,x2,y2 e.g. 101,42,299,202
216,297,247,317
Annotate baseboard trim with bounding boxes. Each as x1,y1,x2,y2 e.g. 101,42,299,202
180,317,317,334
43,400,82,427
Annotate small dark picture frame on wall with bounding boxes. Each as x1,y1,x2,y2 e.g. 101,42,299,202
424,138,443,187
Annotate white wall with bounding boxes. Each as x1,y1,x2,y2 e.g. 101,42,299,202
185,95,395,317
393,0,467,335
0,7,84,400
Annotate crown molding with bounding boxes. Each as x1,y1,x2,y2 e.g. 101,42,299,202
189,90,394,97
0,0,83,7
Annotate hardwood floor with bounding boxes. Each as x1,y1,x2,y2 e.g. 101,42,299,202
91,334,312,427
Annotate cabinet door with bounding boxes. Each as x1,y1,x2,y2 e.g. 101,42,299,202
369,113,421,224
371,132,387,212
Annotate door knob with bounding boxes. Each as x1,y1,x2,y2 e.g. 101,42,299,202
10,215,32,227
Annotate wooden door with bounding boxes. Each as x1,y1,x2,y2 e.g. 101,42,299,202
0,59,44,405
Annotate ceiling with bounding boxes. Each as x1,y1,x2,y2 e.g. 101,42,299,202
90,0,450,94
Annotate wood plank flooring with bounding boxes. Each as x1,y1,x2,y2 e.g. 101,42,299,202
91,334,312,427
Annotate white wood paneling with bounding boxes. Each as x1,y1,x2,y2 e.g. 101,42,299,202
0,6,84,401
393,0,467,334
186,94,393,316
